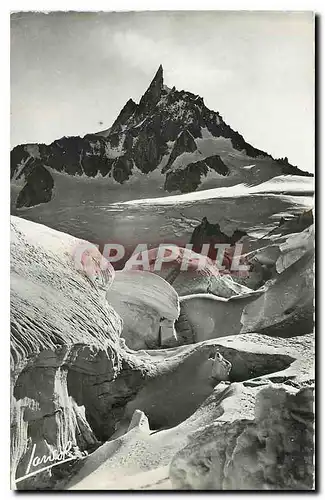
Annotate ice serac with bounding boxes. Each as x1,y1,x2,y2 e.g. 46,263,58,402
163,129,198,172
169,334,314,491
10,218,314,490
10,216,240,490
170,385,314,490
175,223,314,342
10,216,121,488
10,216,180,488
105,270,180,350
16,161,54,208
10,65,313,209
64,334,314,491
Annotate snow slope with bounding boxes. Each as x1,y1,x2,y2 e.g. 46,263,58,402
116,175,314,206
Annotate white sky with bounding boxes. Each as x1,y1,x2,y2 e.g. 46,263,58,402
10,11,314,172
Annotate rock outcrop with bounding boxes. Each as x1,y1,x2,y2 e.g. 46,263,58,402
241,226,314,337
170,384,314,490
10,66,312,209
162,129,198,173
15,160,54,208
164,155,230,193
9,217,238,489
190,217,248,253
11,216,121,488
169,333,314,490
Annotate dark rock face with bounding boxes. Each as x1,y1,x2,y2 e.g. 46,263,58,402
163,129,198,173
132,114,166,174
16,162,54,208
112,155,133,183
275,156,313,176
11,65,313,208
165,160,209,193
189,217,247,259
11,146,30,179
205,155,230,176
165,155,230,193
110,98,137,135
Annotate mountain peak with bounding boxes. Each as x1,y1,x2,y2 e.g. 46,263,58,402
152,64,163,83
138,65,164,114
10,64,313,210
110,98,137,134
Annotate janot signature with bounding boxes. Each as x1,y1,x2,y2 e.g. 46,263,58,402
15,441,80,484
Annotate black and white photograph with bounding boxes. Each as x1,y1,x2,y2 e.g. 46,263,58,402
9,9,315,491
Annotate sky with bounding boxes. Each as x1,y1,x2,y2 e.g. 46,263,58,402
11,11,314,172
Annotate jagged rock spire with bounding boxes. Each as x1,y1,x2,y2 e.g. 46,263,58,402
110,98,137,134
138,65,164,114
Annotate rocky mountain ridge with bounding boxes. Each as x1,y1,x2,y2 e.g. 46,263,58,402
11,65,312,208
